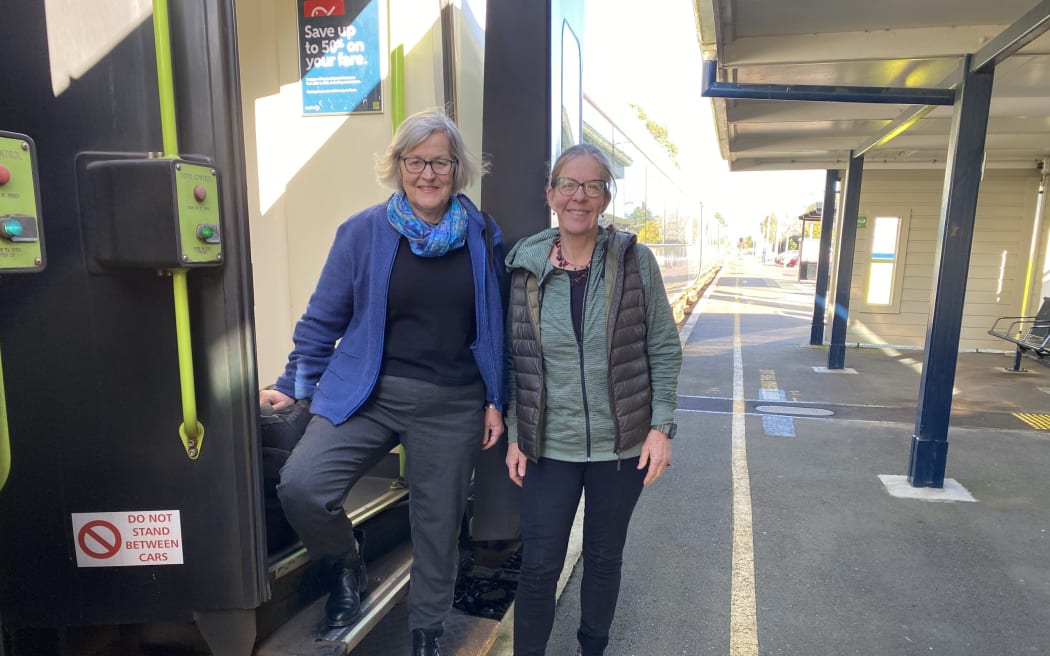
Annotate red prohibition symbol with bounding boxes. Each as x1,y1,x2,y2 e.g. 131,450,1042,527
78,520,122,559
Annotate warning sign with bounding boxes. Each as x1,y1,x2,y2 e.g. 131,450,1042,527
71,510,184,567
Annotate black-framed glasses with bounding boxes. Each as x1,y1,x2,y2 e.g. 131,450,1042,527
400,156,458,175
553,176,607,198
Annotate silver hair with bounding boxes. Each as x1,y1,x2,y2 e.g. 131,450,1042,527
375,108,485,193
549,143,617,201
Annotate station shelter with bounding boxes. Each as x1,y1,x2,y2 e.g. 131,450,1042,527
693,0,1050,486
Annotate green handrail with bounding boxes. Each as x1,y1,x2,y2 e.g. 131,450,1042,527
153,0,179,159
0,342,10,491
154,0,203,457
391,45,405,131
390,43,406,477
173,269,204,454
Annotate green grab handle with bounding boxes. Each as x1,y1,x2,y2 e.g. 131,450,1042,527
153,0,180,158
390,43,406,475
0,342,10,491
154,0,206,456
172,269,204,458
391,45,405,131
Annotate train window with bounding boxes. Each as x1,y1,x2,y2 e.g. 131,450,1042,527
560,22,582,152
865,214,907,310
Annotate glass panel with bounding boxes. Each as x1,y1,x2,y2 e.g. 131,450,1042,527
870,216,899,261
867,262,895,305
560,23,582,152
578,98,710,299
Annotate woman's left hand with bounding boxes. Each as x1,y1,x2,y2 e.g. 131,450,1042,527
637,429,672,486
482,405,504,450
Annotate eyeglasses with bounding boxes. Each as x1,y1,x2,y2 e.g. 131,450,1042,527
400,156,458,175
553,177,608,198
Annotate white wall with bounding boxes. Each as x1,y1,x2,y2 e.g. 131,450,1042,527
236,1,483,385
838,168,1045,351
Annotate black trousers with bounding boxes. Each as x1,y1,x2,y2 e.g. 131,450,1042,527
277,375,484,632
513,457,646,656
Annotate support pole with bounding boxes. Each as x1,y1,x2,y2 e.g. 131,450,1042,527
810,169,839,345
828,154,863,369
909,55,994,487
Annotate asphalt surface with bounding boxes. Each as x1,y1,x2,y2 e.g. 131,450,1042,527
532,258,1050,655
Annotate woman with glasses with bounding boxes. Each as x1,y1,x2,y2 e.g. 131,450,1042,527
260,108,505,656
504,143,682,656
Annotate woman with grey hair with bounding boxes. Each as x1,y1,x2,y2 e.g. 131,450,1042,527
260,108,505,656
504,143,681,656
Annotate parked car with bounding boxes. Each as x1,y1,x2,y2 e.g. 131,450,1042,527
774,250,798,266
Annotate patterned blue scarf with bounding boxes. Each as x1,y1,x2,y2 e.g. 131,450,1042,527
386,192,468,257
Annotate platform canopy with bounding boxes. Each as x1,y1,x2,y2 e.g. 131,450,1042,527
694,0,1050,171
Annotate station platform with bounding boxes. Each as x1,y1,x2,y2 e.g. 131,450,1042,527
488,257,1050,655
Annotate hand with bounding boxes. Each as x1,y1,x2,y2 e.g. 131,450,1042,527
505,442,528,487
638,428,672,486
260,388,294,411
482,405,504,450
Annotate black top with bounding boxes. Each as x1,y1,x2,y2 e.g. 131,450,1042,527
383,237,480,385
569,267,590,344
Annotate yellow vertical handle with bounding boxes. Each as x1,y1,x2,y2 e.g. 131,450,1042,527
154,0,205,457
153,0,179,159
391,44,405,131
0,341,11,491
173,269,204,458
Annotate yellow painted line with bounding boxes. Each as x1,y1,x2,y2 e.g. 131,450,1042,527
1015,413,1050,430
759,369,778,392
731,294,760,654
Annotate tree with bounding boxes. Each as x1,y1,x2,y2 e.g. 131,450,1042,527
760,213,778,245
637,219,663,243
629,103,679,168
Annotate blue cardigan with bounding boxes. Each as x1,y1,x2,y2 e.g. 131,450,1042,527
274,194,506,425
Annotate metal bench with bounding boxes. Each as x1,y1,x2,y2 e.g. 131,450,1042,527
988,296,1050,371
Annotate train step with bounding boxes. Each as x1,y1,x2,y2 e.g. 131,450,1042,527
255,540,414,656
347,601,500,656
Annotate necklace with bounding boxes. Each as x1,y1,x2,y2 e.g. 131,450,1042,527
554,236,590,287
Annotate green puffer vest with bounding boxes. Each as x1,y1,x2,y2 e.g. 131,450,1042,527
509,228,651,462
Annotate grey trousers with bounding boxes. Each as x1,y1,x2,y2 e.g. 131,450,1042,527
277,375,484,631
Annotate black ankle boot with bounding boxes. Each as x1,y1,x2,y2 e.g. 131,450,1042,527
323,548,367,627
411,627,441,656
576,629,606,656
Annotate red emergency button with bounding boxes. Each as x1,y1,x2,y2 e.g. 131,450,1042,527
193,185,207,202
0,165,10,186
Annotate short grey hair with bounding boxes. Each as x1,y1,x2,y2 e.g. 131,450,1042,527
549,143,616,202
375,108,485,194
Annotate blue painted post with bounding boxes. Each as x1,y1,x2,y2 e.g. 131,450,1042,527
909,56,994,487
828,155,863,369
810,169,839,345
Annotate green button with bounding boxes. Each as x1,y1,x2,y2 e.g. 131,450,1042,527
197,225,215,240
0,219,23,239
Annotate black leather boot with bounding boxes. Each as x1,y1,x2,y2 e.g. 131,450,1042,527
411,627,442,656
323,542,367,627
576,629,606,655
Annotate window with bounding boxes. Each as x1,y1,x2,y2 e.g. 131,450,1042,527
864,214,906,311
558,22,582,156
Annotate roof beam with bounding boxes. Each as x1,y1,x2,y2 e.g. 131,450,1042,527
701,59,955,106
860,2,1050,155
972,0,1050,72
855,105,936,157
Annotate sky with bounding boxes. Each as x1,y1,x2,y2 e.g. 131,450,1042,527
582,0,826,239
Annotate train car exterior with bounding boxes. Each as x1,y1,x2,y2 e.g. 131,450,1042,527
0,1,589,654
0,1,714,654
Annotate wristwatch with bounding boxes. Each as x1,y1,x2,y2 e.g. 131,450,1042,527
653,423,677,439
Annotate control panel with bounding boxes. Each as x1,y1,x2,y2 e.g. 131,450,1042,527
0,131,44,273
84,158,223,269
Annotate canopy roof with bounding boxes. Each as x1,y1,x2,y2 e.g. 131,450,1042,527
694,0,1050,171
